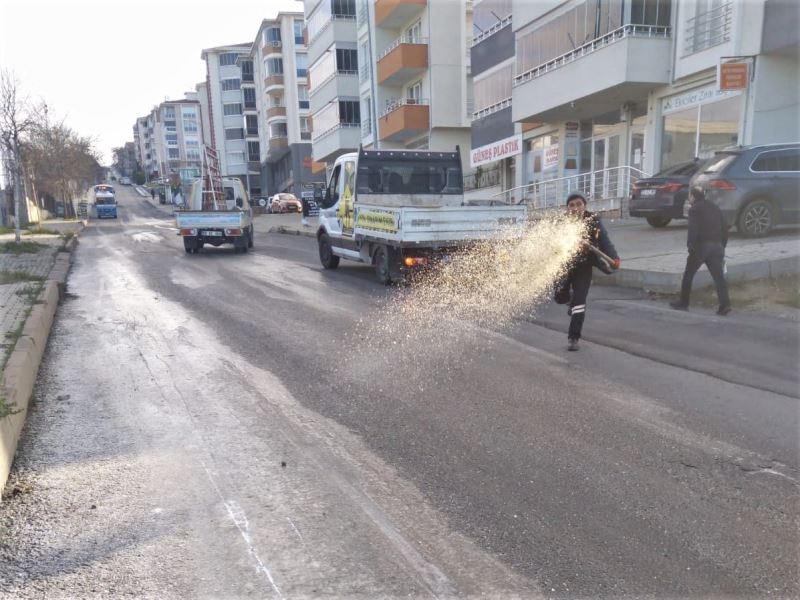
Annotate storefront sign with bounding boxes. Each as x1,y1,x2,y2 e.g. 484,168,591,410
662,85,742,115
470,134,523,168
543,144,560,170
719,62,749,90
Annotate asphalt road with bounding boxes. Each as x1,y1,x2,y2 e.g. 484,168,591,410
1,186,798,599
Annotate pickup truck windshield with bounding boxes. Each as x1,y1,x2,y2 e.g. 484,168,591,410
356,159,463,195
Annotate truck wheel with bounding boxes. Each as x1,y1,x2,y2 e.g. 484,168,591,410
374,245,392,285
183,237,195,254
318,233,339,269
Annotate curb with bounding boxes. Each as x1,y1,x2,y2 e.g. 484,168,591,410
269,226,316,238
0,229,82,495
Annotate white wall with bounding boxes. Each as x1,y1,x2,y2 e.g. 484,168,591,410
748,54,800,144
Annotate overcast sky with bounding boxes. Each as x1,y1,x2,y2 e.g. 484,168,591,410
0,0,304,165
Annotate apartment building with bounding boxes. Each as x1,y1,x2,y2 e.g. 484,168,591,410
201,43,253,189
250,13,321,198
490,0,799,208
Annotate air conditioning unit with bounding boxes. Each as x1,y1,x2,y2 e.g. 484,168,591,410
272,41,281,47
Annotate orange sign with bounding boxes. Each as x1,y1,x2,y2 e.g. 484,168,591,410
719,62,749,91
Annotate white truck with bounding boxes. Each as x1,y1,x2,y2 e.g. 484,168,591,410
176,177,254,254
316,148,526,283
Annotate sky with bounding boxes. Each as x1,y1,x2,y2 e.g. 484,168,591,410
0,0,304,165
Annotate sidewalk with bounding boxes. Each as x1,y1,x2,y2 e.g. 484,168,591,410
264,213,799,292
1,226,81,490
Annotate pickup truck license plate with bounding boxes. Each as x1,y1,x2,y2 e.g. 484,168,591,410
201,230,223,237
640,189,657,196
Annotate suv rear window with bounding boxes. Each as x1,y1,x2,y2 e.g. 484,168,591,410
751,149,800,172
655,161,701,178
703,153,737,174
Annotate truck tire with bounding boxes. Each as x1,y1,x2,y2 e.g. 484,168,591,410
318,233,339,269
374,245,392,285
183,237,195,254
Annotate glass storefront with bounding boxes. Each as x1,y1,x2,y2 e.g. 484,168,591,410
660,88,742,170
524,132,559,185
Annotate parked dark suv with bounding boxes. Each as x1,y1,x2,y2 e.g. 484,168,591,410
629,160,703,227
691,143,800,237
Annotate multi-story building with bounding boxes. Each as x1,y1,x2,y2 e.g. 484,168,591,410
304,0,361,168
495,0,799,209
201,43,253,189
250,13,321,198
305,0,474,172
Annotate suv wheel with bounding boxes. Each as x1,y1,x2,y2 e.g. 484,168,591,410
646,216,671,228
737,199,774,238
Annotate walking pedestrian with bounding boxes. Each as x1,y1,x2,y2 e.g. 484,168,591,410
150,188,155,201
554,192,620,351
301,194,310,227
670,186,731,315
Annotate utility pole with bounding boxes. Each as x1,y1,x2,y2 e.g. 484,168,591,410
12,134,21,242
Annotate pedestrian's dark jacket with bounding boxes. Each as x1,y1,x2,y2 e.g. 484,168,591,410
687,198,728,253
575,210,619,268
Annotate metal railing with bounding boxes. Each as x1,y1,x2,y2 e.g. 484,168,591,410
472,14,512,46
514,24,671,87
378,36,428,61
380,97,430,118
311,121,360,142
464,166,500,191
472,97,511,121
492,166,649,212
684,2,733,56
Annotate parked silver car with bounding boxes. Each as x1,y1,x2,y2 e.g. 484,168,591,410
691,143,800,237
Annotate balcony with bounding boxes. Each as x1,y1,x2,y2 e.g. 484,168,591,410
378,99,429,142
267,106,286,119
309,72,359,114
264,75,284,91
512,24,672,124
308,16,357,66
375,0,426,29
267,136,290,161
377,37,428,86
262,41,282,55
248,160,261,172
311,123,361,163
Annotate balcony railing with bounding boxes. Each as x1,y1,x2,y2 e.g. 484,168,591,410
312,121,360,142
493,166,649,212
472,14,511,46
380,97,429,118
472,97,511,121
514,24,671,87
684,2,733,56
378,36,428,61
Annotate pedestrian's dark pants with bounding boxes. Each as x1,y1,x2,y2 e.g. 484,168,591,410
555,261,593,340
679,242,730,307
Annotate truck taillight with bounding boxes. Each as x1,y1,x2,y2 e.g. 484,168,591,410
404,256,428,268
225,228,242,236
180,228,197,236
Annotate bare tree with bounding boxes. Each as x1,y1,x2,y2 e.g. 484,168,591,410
0,69,36,242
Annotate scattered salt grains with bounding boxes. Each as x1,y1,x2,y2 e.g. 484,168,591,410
346,215,585,376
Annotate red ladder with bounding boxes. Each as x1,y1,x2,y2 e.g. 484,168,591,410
201,146,225,210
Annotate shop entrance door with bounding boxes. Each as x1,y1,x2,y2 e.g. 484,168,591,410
592,134,620,199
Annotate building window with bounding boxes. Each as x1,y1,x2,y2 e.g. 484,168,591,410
243,87,257,109
164,120,177,132
223,103,242,116
241,60,254,82
246,114,259,136
183,120,198,133
312,100,360,137
336,48,358,73
473,63,513,115
225,128,245,140
298,85,310,109
270,122,288,138
165,134,178,145
181,107,197,119
660,91,741,170
339,100,360,124
271,94,284,107
266,57,284,76
221,78,241,91
164,108,176,119
406,20,422,43
247,141,260,161
219,53,239,66
228,151,246,165
186,149,201,161
185,139,200,148
296,53,309,77
168,148,180,159
308,0,356,40
407,81,422,103
265,27,281,44
300,116,311,132
294,20,304,44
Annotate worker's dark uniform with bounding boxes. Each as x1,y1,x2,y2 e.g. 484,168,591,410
554,211,619,341
678,197,730,308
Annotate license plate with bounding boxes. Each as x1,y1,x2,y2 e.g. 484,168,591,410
640,189,657,196
201,230,223,237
